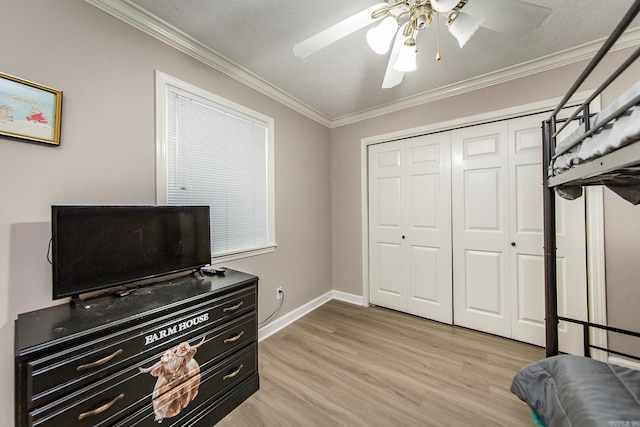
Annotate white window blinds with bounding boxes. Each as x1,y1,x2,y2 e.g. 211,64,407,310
162,81,274,259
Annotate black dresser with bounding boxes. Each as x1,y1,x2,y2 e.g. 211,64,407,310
15,269,259,427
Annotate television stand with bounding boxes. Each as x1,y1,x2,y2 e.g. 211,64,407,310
69,294,93,309
15,269,259,427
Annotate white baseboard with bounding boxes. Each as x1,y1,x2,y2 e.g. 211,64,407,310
608,356,640,371
331,290,364,306
258,291,363,342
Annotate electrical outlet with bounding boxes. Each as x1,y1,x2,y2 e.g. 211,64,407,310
276,287,283,300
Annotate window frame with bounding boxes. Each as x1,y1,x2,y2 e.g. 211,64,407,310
155,71,276,263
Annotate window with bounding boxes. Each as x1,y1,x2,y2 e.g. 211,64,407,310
155,71,275,262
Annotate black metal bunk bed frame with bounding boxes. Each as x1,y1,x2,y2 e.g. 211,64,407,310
543,0,640,359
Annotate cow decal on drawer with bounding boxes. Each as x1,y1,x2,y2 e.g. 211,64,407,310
139,337,205,422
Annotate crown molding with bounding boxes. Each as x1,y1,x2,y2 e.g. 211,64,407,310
332,27,640,127
85,0,332,128
85,0,640,129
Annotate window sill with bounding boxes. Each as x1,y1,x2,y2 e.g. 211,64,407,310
212,243,277,264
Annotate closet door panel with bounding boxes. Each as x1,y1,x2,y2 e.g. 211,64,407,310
409,245,439,302
515,164,543,231
405,134,452,324
463,168,502,232
452,123,511,336
409,174,438,228
509,114,547,345
369,141,406,311
373,242,404,301
508,113,586,352
463,249,504,316
375,177,402,238
515,254,545,327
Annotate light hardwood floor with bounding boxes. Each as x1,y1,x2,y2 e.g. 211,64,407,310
217,300,544,426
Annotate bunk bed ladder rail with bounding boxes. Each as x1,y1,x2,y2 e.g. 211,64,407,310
543,0,640,358
542,118,559,357
558,316,640,363
548,0,640,122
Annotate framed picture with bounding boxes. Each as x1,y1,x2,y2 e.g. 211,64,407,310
0,72,62,146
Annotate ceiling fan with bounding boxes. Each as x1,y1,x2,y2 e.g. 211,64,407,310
293,0,551,89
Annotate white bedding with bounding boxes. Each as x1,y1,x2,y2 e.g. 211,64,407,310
550,80,640,176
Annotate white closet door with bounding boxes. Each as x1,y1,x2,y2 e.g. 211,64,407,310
508,113,548,345
452,122,511,336
369,140,406,311
405,134,452,323
368,134,452,323
507,113,587,352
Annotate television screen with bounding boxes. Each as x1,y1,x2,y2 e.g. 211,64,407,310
52,205,211,299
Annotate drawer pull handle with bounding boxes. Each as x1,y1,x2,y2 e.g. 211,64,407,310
77,393,124,421
224,331,245,343
223,364,244,380
223,301,244,312
76,349,123,372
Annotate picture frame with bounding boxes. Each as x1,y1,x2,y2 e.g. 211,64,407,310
0,72,62,146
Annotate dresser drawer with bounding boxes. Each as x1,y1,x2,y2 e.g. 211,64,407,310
28,322,256,427
117,343,257,426
27,288,255,409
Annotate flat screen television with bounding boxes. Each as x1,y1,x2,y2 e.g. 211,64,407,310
51,205,211,300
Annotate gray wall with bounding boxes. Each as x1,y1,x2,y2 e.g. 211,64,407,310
0,1,332,423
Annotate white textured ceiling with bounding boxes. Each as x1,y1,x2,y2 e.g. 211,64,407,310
100,0,640,123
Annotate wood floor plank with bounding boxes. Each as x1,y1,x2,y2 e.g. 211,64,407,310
217,300,544,426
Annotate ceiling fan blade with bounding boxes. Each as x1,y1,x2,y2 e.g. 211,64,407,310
463,0,551,36
382,24,408,89
293,3,387,58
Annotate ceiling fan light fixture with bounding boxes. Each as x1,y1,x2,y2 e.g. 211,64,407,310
393,38,418,72
447,11,484,48
411,5,433,30
431,0,462,13
367,16,398,54
371,5,390,20
293,0,551,89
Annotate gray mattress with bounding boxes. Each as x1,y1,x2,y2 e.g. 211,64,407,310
551,80,640,177
549,80,640,204
511,355,640,427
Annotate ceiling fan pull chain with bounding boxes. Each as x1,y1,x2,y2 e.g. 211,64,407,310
436,13,442,61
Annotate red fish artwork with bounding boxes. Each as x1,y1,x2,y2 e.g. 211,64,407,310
26,109,47,124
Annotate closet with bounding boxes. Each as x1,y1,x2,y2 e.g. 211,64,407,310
368,132,452,324
368,111,587,350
